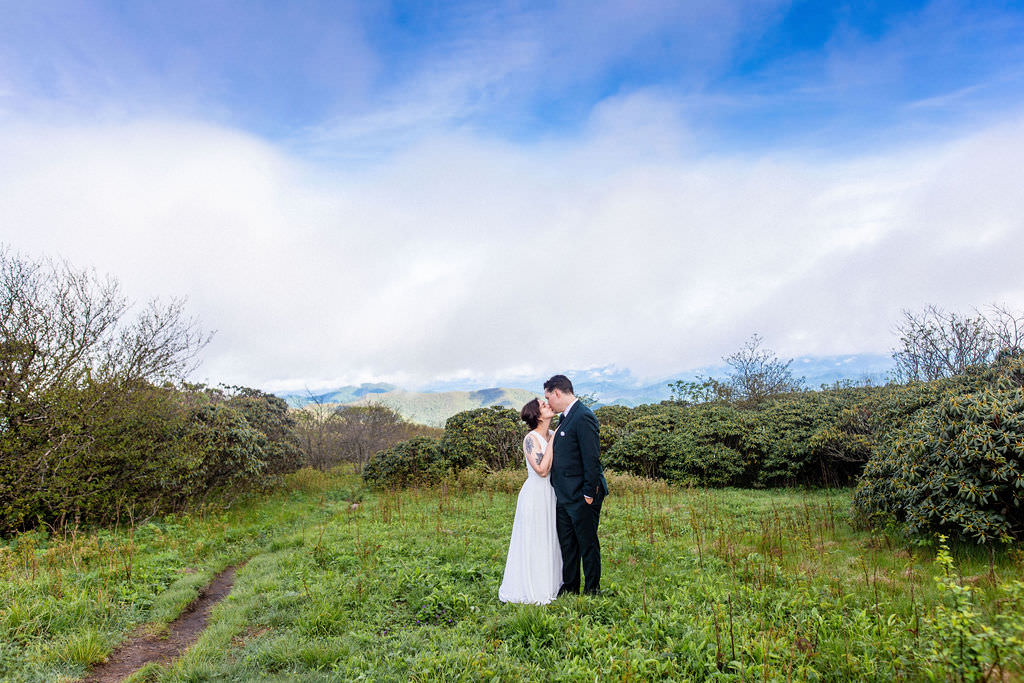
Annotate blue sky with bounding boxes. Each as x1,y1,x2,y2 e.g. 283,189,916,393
1,1,1023,390
5,1,1022,150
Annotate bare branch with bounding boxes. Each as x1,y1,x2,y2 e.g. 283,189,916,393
891,304,1020,382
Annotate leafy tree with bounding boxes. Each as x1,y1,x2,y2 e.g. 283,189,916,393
0,247,211,531
667,376,733,405
668,334,803,407
724,334,805,405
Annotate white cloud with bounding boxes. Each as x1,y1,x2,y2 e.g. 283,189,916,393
2,101,1023,391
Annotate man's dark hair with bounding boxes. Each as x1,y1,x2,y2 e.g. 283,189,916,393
521,399,541,429
543,374,574,395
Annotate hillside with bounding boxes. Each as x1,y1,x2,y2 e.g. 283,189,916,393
341,387,540,426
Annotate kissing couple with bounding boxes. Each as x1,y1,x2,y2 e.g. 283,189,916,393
498,374,610,604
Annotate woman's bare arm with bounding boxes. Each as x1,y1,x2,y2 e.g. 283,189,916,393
524,434,553,477
539,436,554,476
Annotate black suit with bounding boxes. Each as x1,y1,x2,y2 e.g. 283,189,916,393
550,400,609,595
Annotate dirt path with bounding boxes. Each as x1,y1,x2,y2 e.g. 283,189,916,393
81,565,238,683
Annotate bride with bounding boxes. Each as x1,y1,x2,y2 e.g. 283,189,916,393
498,398,562,604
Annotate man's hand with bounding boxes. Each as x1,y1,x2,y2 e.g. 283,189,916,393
584,496,593,505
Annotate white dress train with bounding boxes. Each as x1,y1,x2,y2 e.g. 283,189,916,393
498,430,562,605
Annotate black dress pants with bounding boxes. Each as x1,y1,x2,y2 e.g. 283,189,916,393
556,493,603,595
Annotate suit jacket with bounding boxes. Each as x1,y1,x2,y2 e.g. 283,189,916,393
550,401,609,505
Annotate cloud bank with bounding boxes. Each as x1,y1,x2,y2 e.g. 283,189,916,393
2,94,1022,391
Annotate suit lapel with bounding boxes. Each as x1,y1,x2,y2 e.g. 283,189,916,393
557,402,581,438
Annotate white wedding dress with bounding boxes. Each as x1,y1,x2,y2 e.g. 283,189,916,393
498,430,562,604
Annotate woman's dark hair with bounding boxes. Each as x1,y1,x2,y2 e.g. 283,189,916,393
521,398,541,429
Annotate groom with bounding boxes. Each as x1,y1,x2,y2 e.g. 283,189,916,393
544,374,609,596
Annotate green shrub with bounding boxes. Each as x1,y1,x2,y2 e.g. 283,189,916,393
669,440,747,487
0,383,304,534
668,404,752,486
362,437,445,490
912,537,1024,679
605,430,678,481
853,358,1024,544
603,411,680,479
177,401,268,497
750,394,822,485
600,387,897,488
593,404,637,454
806,402,877,483
439,406,522,471
224,389,302,475
751,388,882,487
604,404,752,487
0,381,192,530
362,406,527,491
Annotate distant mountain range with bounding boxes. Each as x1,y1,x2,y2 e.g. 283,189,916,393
343,387,540,427
279,385,541,427
276,353,894,426
280,382,397,408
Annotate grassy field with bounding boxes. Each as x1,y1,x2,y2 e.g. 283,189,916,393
2,468,1023,682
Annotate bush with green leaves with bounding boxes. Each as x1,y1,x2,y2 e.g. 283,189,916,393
749,387,883,487
222,387,303,475
0,250,306,533
603,411,680,480
361,436,445,489
177,401,269,498
853,358,1024,544
361,406,524,490
593,404,637,454
604,404,751,487
668,404,751,486
0,381,187,530
915,537,1024,679
600,387,893,488
0,382,304,534
438,406,523,471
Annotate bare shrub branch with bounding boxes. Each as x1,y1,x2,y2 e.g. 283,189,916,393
892,304,1024,382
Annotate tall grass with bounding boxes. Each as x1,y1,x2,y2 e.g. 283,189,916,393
0,468,352,682
1,468,1022,681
